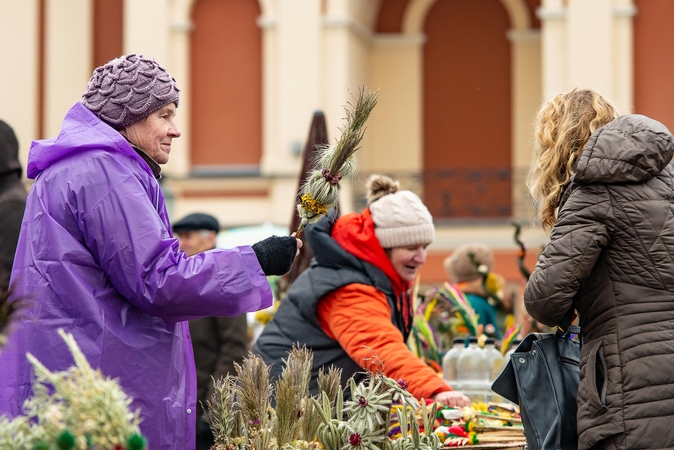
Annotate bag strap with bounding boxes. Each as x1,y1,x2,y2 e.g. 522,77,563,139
556,308,581,338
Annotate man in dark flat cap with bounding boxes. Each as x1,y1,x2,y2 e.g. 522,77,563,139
172,213,249,450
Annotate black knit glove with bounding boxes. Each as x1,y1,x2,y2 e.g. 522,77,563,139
251,235,298,276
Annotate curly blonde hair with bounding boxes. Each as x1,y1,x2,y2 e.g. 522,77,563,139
527,88,618,230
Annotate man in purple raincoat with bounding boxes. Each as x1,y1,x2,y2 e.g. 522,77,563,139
0,54,301,450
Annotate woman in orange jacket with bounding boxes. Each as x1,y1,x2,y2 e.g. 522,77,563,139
253,175,470,407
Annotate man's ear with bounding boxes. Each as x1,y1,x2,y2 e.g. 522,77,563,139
208,231,218,248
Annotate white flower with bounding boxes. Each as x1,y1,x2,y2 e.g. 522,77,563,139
44,405,63,426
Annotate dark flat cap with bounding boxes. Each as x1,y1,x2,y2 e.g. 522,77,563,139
172,213,220,233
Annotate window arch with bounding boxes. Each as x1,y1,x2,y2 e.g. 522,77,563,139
190,0,262,172
421,0,512,219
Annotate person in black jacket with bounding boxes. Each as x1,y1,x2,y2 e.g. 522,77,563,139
0,120,27,287
172,212,250,450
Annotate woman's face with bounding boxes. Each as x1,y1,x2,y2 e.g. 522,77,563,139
122,103,181,164
389,245,428,282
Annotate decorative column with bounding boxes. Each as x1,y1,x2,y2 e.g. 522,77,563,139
321,0,380,213
44,0,92,138
367,34,425,177
123,0,169,62
508,29,541,221
163,0,194,178
0,0,39,169
612,0,636,113
567,0,613,94
260,0,322,223
538,0,567,98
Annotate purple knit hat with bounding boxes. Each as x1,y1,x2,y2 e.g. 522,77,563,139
81,54,180,129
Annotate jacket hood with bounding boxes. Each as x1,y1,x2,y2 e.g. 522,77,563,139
0,119,22,178
576,114,674,185
26,102,153,180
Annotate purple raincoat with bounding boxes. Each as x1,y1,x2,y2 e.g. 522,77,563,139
0,103,272,449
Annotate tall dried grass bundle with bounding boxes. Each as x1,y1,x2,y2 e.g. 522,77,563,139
235,353,274,448
206,375,238,447
296,87,379,233
275,345,313,446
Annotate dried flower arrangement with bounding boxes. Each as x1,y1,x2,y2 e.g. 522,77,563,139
0,329,146,450
295,87,379,233
205,346,440,450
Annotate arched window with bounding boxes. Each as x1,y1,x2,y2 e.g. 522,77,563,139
190,0,262,174
422,0,512,219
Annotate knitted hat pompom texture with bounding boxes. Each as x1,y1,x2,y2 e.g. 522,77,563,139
81,54,180,129
366,174,435,249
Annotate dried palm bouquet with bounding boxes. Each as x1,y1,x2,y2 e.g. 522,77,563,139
0,329,146,450
295,87,379,233
205,347,441,450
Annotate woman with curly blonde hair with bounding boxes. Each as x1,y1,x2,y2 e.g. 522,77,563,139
527,88,618,230
524,87,674,450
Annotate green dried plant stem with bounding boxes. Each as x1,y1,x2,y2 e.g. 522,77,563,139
347,87,379,132
316,421,342,450
207,375,237,446
421,401,438,439
397,406,408,440
311,393,331,425
325,131,360,176
274,376,300,446
336,385,344,420
299,397,322,442
327,87,379,173
235,411,245,443
407,409,420,449
234,354,273,439
286,345,313,397
317,366,342,412
276,345,313,446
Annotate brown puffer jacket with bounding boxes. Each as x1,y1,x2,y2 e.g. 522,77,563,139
525,114,674,450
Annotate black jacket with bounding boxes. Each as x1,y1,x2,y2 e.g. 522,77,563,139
525,115,674,450
252,215,407,398
190,313,248,418
0,120,27,282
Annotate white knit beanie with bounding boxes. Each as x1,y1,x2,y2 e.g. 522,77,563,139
366,175,435,248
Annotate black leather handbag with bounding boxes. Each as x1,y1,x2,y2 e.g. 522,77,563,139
491,324,581,450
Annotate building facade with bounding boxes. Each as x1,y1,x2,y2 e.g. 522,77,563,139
0,0,671,283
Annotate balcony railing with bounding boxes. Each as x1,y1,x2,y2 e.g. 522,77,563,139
351,167,534,222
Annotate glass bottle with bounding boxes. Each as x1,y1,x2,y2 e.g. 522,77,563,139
457,337,489,386
442,338,465,383
483,338,505,380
